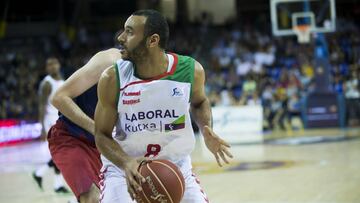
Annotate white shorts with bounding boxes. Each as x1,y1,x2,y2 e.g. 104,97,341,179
99,155,209,203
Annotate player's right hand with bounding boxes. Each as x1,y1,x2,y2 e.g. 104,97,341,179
123,157,148,200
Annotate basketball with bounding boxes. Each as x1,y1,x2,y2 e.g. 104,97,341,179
135,159,185,203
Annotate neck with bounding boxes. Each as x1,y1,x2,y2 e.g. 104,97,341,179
50,73,62,80
134,51,168,79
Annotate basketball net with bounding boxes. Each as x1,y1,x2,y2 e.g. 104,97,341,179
293,25,311,43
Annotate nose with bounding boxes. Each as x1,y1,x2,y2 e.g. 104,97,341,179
117,31,125,44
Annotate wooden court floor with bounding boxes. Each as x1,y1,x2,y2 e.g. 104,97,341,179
1,128,359,203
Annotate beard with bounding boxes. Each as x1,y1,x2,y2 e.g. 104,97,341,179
121,38,149,63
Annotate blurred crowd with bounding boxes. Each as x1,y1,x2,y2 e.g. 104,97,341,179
0,18,359,129
200,19,360,129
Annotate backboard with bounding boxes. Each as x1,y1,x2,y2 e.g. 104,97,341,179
270,0,336,38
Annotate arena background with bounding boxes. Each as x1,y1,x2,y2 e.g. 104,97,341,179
0,0,359,202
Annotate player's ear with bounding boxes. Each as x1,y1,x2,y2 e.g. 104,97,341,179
148,34,160,48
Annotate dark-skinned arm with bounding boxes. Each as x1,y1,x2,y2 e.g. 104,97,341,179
190,61,233,166
94,67,145,200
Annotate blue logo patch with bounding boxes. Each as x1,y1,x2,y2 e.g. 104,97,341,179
172,88,183,97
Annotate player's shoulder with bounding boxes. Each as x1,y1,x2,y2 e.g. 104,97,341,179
172,52,203,71
98,67,117,99
172,52,194,62
39,76,52,93
42,75,52,81
193,60,203,71
40,75,52,85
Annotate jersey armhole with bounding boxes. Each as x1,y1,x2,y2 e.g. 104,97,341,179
114,63,120,107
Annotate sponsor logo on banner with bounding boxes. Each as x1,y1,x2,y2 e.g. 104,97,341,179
212,106,263,143
165,115,185,132
0,120,42,144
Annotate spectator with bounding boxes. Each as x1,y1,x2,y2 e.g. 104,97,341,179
344,69,360,126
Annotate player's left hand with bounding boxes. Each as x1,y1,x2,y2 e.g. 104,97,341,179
203,125,233,167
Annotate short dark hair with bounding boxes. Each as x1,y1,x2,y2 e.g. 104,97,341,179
132,9,169,49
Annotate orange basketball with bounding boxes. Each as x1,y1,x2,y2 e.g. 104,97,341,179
136,159,185,203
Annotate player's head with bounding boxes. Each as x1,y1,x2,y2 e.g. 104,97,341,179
46,57,61,76
117,9,169,61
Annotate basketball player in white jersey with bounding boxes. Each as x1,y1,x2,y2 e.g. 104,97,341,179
95,10,233,203
32,57,69,193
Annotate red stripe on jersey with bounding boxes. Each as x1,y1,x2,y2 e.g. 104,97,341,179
119,53,178,91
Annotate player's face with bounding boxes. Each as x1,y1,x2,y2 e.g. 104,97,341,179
46,58,60,75
117,15,149,61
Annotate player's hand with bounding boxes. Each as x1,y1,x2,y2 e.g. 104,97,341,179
203,125,233,167
123,157,148,200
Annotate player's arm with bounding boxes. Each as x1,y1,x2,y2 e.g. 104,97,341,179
38,81,51,138
190,60,233,166
94,67,145,199
94,67,128,168
190,61,212,131
51,48,120,135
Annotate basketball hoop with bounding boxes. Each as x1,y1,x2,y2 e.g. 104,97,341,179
293,25,311,43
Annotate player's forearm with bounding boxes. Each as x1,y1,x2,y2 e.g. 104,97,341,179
51,94,94,134
191,98,213,135
95,132,132,169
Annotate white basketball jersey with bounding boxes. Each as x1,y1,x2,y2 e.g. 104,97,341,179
39,75,64,131
114,53,196,163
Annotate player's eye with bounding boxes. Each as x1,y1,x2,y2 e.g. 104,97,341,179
126,29,133,35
